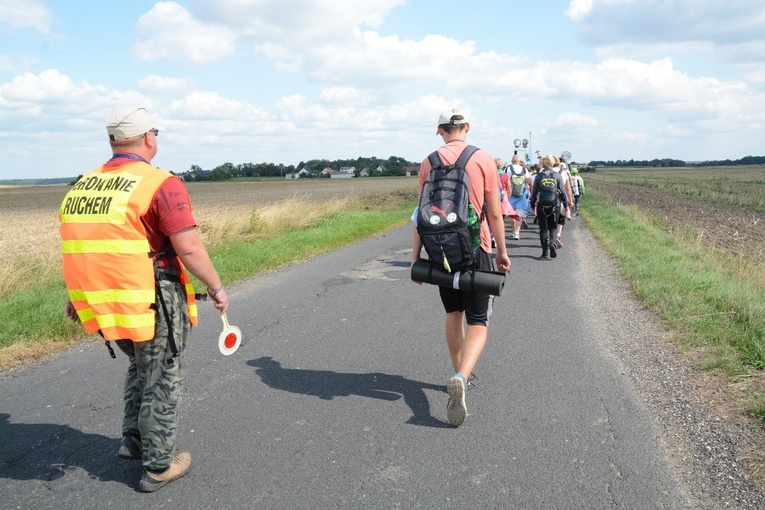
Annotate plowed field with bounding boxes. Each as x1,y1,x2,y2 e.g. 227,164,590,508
583,166,765,260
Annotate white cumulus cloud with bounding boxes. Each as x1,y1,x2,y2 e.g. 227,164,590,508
0,0,51,33
552,112,600,129
139,75,195,94
183,0,407,70
0,69,151,139
1,69,96,104
168,91,269,121
189,0,405,38
132,2,238,64
565,0,594,21
570,0,765,64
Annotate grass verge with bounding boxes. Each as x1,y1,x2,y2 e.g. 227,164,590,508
0,192,417,370
581,189,765,419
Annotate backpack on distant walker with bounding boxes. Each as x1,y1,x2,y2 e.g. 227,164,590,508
537,169,558,207
417,145,479,273
510,167,526,197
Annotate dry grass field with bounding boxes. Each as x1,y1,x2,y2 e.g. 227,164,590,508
0,177,417,297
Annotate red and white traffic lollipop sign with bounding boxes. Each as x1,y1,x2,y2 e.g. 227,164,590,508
218,312,242,355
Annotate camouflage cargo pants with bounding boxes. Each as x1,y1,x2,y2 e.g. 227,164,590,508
115,279,191,472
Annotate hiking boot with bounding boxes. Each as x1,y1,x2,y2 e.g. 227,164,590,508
139,452,192,493
117,434,142,460
521,219,528,229
549,242,557,258
446,375,468,427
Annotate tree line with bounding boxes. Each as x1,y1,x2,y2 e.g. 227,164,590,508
691,155,765,167
182,155,419,181
56,154,765,187
587,158,687,168
184,162,294,181
587,155,765,168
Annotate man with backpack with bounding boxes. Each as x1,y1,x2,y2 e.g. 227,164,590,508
507,154,533,240
529,154,570,259
411,107,510,427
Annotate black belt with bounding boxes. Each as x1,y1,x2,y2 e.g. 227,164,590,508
155,268,181,284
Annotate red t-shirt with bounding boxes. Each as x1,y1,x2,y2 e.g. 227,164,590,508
104,157,196,266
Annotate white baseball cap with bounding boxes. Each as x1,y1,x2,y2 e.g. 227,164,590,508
106,107,164,141
436,107,469,128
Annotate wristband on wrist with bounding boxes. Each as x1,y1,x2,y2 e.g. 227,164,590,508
209,285,224,297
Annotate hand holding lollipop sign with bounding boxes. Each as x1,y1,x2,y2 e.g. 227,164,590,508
218,312,241,355
204,285,240,355
204,285,242,356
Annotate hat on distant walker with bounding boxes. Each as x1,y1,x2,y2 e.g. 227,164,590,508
106,107,164,141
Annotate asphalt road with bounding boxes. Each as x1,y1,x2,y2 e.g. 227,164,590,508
0,215,697,509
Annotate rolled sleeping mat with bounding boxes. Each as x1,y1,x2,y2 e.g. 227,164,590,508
411,259,506,297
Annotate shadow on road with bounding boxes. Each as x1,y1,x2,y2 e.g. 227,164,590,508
0,413,134,487
247,357,451,428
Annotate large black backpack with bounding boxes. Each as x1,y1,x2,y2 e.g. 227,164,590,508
417,145,479,273
537,168,559,207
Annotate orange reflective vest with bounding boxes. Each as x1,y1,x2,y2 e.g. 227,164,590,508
59,161,198,342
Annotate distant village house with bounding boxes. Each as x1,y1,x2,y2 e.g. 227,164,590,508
320,167,355,179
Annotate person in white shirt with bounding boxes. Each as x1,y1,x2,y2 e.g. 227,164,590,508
555,155,575,248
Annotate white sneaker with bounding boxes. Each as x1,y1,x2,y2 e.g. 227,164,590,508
446,375,468,427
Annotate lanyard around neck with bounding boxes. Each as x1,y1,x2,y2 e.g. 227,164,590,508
110,153,149,164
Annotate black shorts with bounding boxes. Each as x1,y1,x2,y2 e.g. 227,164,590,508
538,205,559,232
438,248,496,327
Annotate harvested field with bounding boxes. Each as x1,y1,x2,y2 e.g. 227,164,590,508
585,166,765,261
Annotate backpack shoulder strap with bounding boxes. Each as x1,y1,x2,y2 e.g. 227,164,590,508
428,145,478,172
427,150,442,171
454,145,479,169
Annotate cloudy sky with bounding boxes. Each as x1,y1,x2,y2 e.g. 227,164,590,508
1,0,764,180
